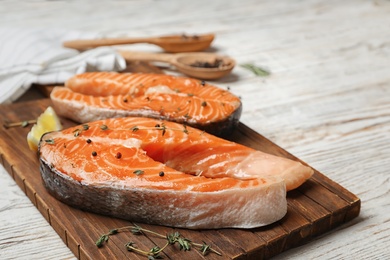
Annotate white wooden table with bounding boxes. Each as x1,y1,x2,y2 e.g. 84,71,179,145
1,0,389,259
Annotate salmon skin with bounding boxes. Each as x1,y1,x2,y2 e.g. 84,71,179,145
50,72,242,136
39,117,313,229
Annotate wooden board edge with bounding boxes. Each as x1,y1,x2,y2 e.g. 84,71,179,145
0,149,15,180
0,101,362,260
345,197,361,222
0,130,362,260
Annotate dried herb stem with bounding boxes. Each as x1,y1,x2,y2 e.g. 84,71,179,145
3,119,37,129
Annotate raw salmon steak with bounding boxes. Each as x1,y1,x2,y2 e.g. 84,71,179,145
50,72,242,136
39,117,313,229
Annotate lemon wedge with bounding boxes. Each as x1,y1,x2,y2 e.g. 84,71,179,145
27,106,63,151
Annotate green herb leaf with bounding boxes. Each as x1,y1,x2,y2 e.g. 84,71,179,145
133,170,144,175
200,242,211,255
100,124,109,130
21,121,29,128
183,124,189,134
178,237,191,251
95,234,108,248
45,138,55,144
149,246,161,255
167,232,177,244
240,63,270,77
159,123,167,136
131,225,143,235
131,126,139,132
125,242,136,251
108,229,118,235
73,129,81,137
82,124,90,130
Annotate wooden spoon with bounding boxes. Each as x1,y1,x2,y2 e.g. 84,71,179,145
118,50,235,80
63,33,215,53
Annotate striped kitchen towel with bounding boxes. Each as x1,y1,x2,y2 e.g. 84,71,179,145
0,28,126,104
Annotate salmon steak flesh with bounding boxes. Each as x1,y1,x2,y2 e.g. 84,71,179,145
39,117,313,229
50,72,242,136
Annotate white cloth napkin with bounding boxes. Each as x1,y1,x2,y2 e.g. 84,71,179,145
0,28,127,104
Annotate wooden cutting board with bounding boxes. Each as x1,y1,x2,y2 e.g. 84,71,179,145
0,65,360,259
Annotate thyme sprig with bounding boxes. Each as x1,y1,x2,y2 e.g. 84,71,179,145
96,225,221,258
3,119,37,129
240,63,270,77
